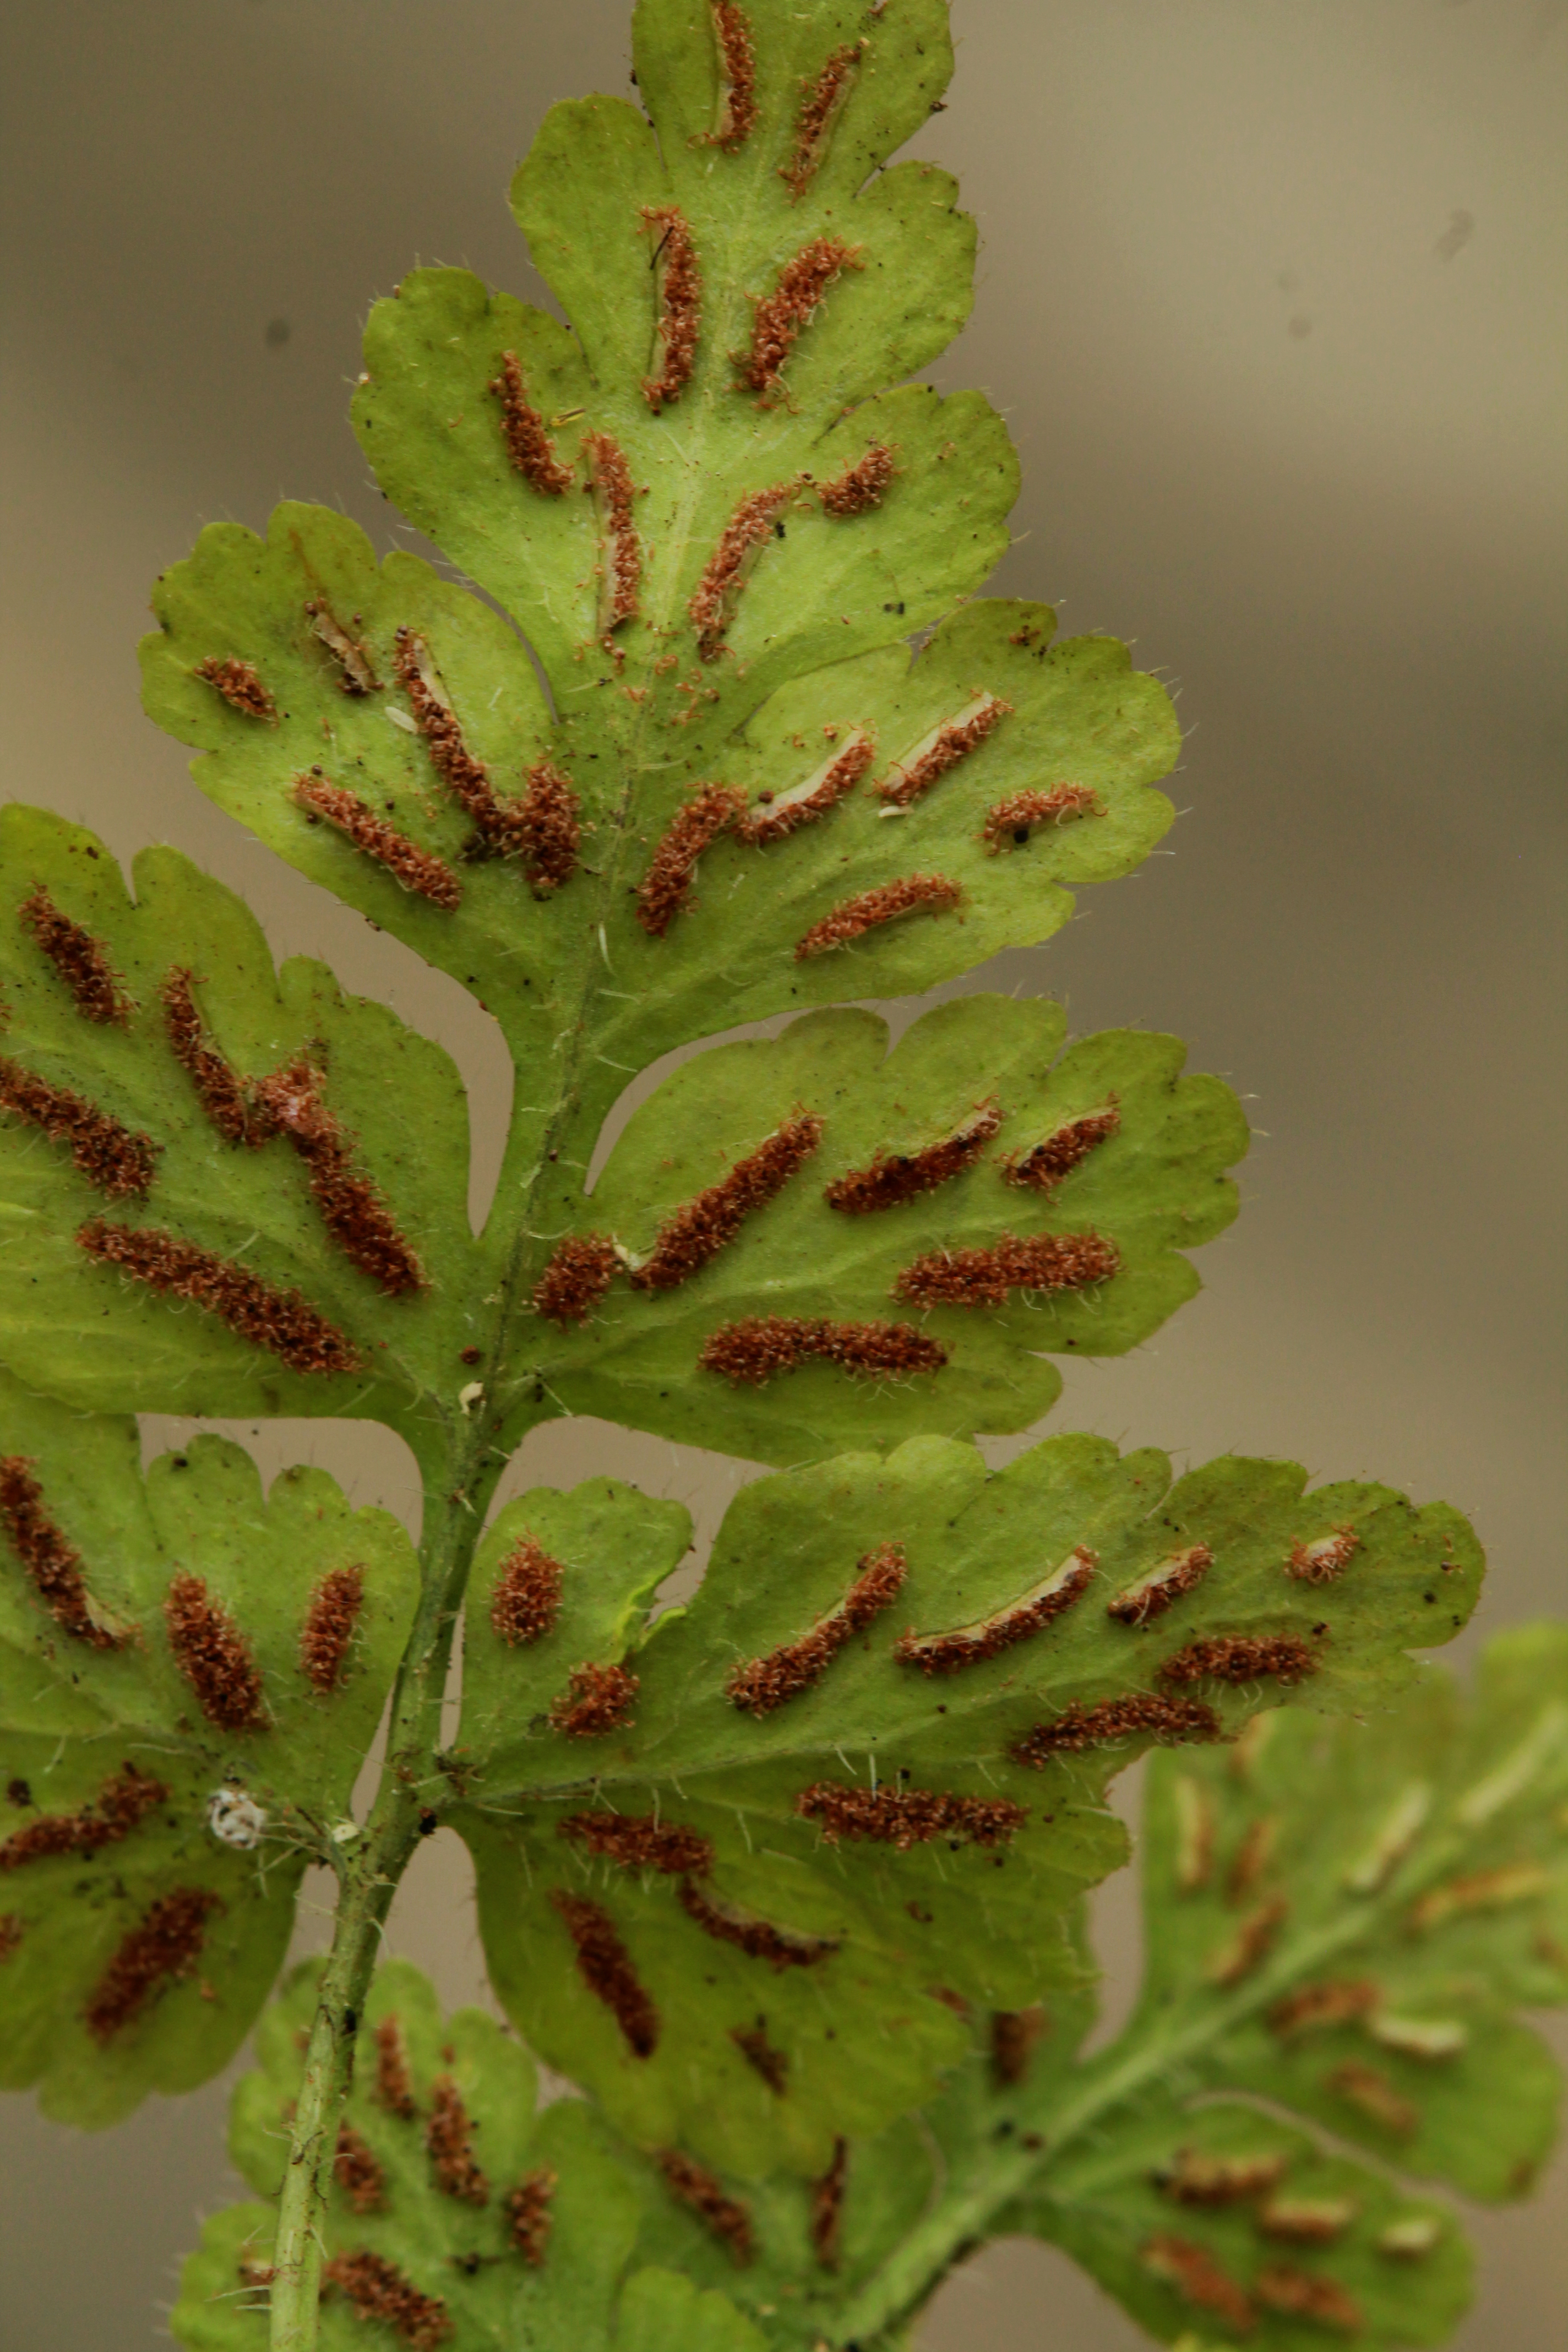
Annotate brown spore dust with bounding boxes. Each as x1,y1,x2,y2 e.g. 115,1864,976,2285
304,601,380,694
701,2,757,150
426,2076,489,2205
727,1542,906,1716
0,1763,167,1872
983,783,1104,852
657,2151,754,2266
700,1315,948,1386
164,1574,268,1731
992,2006,1047,2087
195,656,276,723
1161,1634,1319,1688
490,1533,564,1646
641,206,701,411
84,1886,222,2043
811,2138,849,2270
741,731,875,844
292,776,463,910
894,1228,1120,1310
794,874,962,960
532,1232,617,1327
730,2018,788,2091
816,442,896,516
548,1888,660,2056
77,1219,361,1375
560,1811,714,1876
630,1112,823,1290
1106,1545,1213,1627
582,432,642,635
737,237,863,403
1000,1104,1120,1193
333,2125,386,2214
781,43,866,200
322,2252,453,2350
1157,2146,1287,2206
635,783,748,931
515,761,581,891
19,887,134,1025
1011,1692,1221,1764
300,1565,363,1695
250,1057,426,1297
1140,2234,1255,2334
1267,1979,1380,2040
0,1455,130,1649
677,1877,839,1970
878,694,1013,810
896,1548,1096,1676
160,968,262,1142
1288,1526,1360,1583
1256,2268,1362,2333
826,1101,1001,1215
504,2168,557,2266
548,1660,638,1738
797,1781,1026,1852
489,351,574,495
0,1058,156,1200
373,2015,417,2119
688,486,799,660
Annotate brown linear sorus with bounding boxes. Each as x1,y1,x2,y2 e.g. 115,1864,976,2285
250,1056,426,1298
1408,1861,1548,1934
0,1455,132,1649
427,2077,489,2204
825,1099,1001,1215
0,1915,22,1963
78,1217,361,1374
1288,1525,1360,1582
741,730,875,845
1000,1103,1121,1193
489,350,574,494
730,2018,788,2090
983,783,1104,852
19,886,134,1024
549,1887,659,2056
635,782,748,932
780,41,865,200
490,1532,565,1646
0,1057,157,1200
373,2015,417,2118
195,655,276,723
1228,1814,1278,1902
878,692,1014,810
688,482,799,661
322,2252,453,2351
1256,2266,1362,2333
727,1542,906,1716
815,442,896,516
393,628,514,848
292,775,463,910
0,1764,167,1872
629,1111,823,1291
895,1546,1096,1677
1331,2061,1418,2137
893,1228,1120,1310
548,1660,638,1738
678,1877,840,1970
992,2006,1047,2088
532,1232,617,1328
505,2168,557,2266
1257,2195,1358,2245
300,1564,363,1695
1140,2234,1255,2334
304,598,380,694
700,1314,948,1386
582,431,642,636
794,873,962,960
560,1811,714,1876
737,237,863,403
333,2125,386,2214
160,967,261,1143
641,206,701,411
1106,1544,1213,1627
1010,1692,1221,1765
658,2150,754,2266
812,2137,849,2270
1267,1979,1380,2040
84,1886,223,2043
1206,1896,1288,1988
1156,2145,1287,2206
1161,1632,1319,1687
700,1,756,149
165,1572,269,1732
797,1781,1026,1852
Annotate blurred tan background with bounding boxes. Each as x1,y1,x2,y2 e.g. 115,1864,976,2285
1,0,1564,2343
